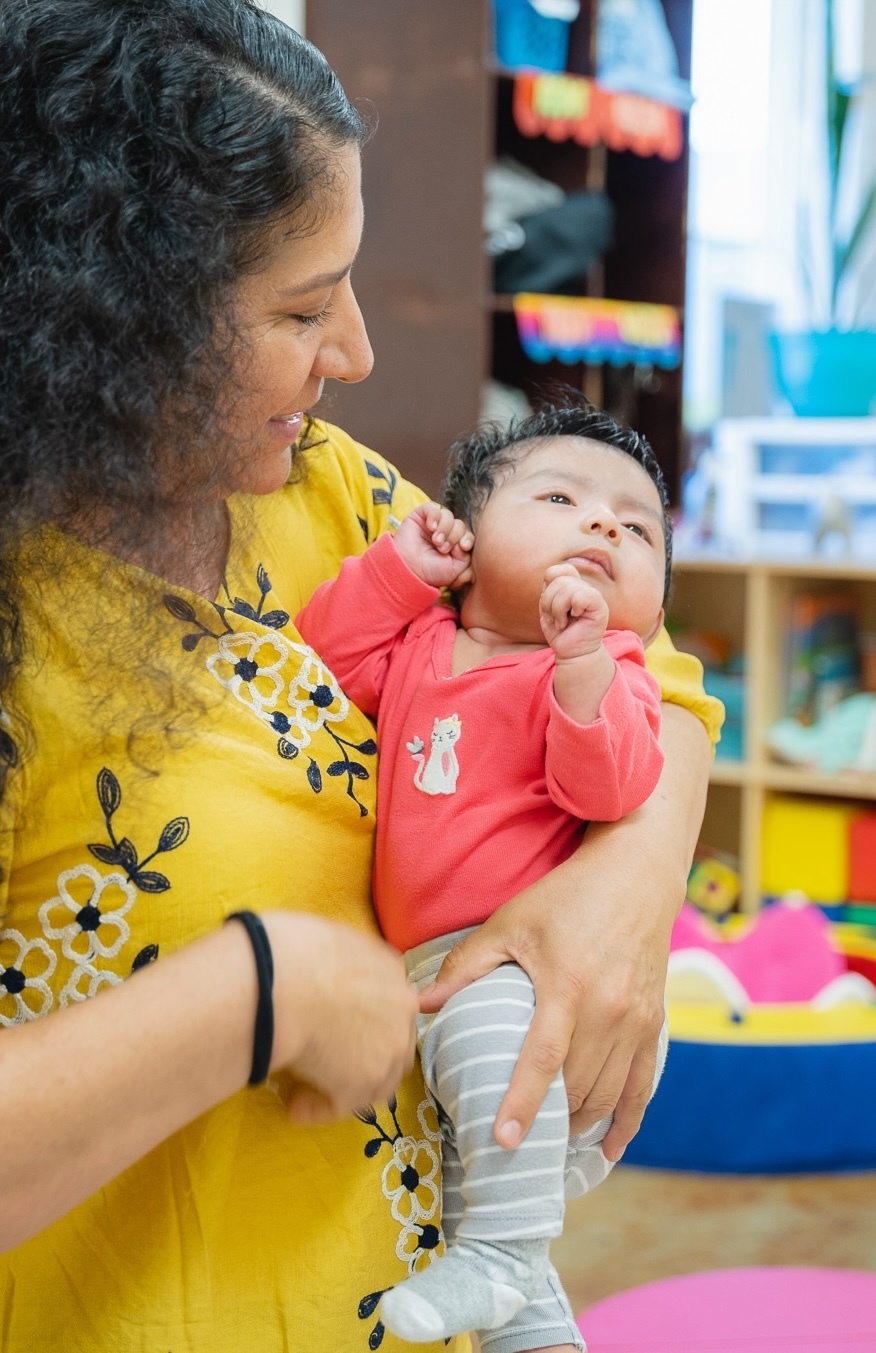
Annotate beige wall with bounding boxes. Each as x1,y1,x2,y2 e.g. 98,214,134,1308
256,0,305,34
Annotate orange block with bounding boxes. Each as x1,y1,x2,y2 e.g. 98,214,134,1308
849,813,876,904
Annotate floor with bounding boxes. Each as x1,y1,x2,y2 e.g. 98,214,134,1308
553,1164,876,1316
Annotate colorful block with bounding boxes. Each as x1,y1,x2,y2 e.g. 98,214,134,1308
760,796,860,904
849,813,876,904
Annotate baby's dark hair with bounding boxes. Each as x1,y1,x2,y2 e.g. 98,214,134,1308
441,397,673,602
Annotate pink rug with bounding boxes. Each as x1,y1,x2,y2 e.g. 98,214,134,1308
577,1266,876,1352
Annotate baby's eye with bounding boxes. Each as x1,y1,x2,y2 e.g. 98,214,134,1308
624,522,647,538
546,493,572,505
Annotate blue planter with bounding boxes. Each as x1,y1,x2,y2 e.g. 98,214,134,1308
493,0,572,72
770,329,876,417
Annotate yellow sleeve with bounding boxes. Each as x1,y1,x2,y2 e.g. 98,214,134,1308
308,419,427,543
645,627,725,747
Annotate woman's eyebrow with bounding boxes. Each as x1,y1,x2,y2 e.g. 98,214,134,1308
274,263,355,299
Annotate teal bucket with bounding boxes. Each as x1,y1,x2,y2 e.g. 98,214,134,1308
770,329,876,417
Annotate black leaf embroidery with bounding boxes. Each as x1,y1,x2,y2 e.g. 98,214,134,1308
89,771,190,896
131,944,159,972
256,564,271,595
371,489,392,506
306,759,322,793
364,1138,383,1158
88,843,125,866
130,869,171,894
163,594,197,623
261,609,290,630
358,1291,384,1320
97,767,122,818
157,818,190,853
368,1324,385,1350
277,738,299,760
116,838,139,873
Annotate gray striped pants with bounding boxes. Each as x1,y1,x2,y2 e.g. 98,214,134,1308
406,927,669,1353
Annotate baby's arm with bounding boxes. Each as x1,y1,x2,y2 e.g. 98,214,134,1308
539,562,616,725
540,564,664,820
393,502,473,589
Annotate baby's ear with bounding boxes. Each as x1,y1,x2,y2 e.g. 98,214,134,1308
642,607,665,648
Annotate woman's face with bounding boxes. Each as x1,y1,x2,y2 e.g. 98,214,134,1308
219,143,373,497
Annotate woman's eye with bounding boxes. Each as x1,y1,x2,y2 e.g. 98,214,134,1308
291,303,334,329
624,522,646,538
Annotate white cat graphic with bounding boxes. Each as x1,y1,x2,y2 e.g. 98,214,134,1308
407,714,462,795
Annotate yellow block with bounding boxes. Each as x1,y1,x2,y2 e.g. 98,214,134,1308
760,796,860,903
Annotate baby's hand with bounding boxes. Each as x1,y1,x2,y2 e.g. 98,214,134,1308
393,503,474,589
540,563,609,660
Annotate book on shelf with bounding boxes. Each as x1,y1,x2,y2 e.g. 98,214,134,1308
783,590,860,725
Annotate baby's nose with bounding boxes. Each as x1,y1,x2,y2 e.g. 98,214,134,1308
583,508,620,540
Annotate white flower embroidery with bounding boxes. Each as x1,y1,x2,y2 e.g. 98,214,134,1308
417,1094,442,1144
0,929,56,1025
382,1135,441,1226
39,864,136,965
205,632,349,750
60,960,122,1006
396,1219,444,1275
206,632,287,716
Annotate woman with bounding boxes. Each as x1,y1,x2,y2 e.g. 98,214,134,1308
0,2,720,1350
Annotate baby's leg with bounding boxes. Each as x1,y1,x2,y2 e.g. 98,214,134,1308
380,962,568,1343
481,1013,671,1351
479,1260,584,1353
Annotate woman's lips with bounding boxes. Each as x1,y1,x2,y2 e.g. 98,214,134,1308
269,412,304,442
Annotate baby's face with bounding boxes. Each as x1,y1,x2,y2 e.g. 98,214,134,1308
463,436,667,644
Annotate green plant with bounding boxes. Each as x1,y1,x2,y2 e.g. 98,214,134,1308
819,0,876,327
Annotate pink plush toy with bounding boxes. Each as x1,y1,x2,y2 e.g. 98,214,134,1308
670,897,845,1003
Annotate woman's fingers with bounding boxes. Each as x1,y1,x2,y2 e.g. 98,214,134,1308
599,1044,659,1159
493,993,579,1147
266,912,419,1119
418,926,510,1012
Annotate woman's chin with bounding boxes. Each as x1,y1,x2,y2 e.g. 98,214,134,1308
231,444,295,497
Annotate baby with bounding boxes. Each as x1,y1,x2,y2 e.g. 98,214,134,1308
297,400,672,1349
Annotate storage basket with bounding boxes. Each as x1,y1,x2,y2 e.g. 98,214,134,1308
493,0,574,73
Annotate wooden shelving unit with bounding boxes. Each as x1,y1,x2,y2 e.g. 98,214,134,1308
307,0,692,504
671,556,876,911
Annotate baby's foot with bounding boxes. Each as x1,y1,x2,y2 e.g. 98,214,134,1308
379,1238,547,1342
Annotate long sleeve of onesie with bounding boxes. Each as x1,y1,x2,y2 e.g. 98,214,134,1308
296,532,438,717
545,631,664,821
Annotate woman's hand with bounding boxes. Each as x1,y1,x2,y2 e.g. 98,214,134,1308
419,704,710,1159
264,911,419,1124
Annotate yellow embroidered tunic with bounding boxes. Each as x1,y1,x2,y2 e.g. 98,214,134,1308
0,421,722,1351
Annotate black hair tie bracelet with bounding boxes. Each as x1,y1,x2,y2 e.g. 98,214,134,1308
225,910,274,1086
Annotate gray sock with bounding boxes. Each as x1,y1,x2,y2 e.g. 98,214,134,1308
379,1237,549,1342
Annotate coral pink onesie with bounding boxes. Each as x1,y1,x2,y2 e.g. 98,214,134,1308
297,533,664,952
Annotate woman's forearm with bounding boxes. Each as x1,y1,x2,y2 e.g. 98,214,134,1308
0,920,257,1251
576,700,711,913
0,906,418,1253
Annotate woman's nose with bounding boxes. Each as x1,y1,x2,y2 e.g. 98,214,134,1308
315,280,374,385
